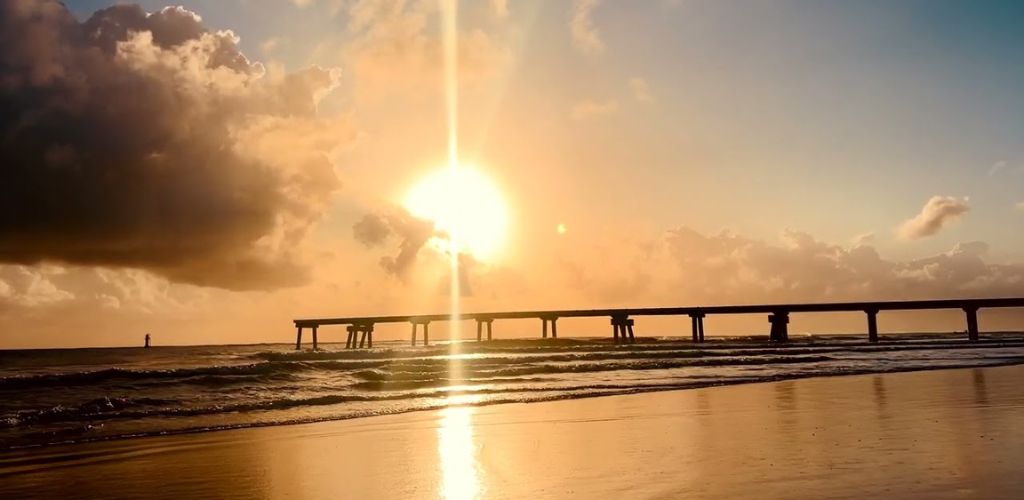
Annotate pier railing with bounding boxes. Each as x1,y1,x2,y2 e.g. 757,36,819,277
292,297,1024,350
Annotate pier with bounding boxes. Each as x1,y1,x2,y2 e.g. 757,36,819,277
292,297,1024,349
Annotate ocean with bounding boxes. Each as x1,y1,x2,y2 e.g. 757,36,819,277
3,333,1024,450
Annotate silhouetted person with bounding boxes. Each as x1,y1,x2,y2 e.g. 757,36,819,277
144,333,151,348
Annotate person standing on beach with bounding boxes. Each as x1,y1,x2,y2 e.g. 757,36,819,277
144,334,151,348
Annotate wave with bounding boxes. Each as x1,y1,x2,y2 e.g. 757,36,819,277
6,338,1024,391
6,357,1024,451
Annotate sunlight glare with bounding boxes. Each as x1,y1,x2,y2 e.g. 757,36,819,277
438,406,482,500
405,167,509,260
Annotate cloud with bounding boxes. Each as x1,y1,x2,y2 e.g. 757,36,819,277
570,0,604,55
0,265,74,308
852,232,876,247
377,210,437,279
988,160,1007,176
352,207,440,279
657,227,1024,303
492,0,509,18
571,99,619,120
897,196,970,240
261,36,285,54
352,214,391,247
340,0,508,97
0,1,352,290
629,77,653,103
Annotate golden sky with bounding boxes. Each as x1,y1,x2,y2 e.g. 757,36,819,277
2,0,1024,347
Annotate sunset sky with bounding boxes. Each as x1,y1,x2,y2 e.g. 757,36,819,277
2,0,1024,348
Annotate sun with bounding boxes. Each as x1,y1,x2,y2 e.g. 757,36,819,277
404,166,508,260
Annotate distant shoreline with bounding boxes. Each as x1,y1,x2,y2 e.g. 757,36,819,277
5,330,1024,352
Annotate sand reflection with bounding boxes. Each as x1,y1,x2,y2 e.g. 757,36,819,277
438,405,482,500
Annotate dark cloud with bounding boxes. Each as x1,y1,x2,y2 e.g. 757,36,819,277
377,210,437,280
0,1,350,290
352,214,390,248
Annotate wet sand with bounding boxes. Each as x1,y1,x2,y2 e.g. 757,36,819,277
3,365,1023,499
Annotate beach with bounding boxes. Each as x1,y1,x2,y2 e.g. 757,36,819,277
3,364,1023,499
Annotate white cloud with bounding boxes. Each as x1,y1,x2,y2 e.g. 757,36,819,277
0,266,74,308
988,160,1007,176
852,232,876,247
571,99,618,120
570,0,604,55
658,227,1024,302
260,36,285,54
897,196,970,240
629,77,653,103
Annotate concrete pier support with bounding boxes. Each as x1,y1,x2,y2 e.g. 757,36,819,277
689,313,706,343
486,320,493,340
611,316,634,344
965,307,979,341
346,326,355,349
312,326,318,350
476,320,483,341
295,326,302,350
768,312,790,342
410,321,430,346
540,317,558,339
866,309,879,343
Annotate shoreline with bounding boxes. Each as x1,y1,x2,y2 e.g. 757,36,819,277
4,364,1024,498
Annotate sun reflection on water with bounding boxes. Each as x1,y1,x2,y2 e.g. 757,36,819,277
438,405,482,500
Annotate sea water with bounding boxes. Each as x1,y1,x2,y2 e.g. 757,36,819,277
3,333,1024,449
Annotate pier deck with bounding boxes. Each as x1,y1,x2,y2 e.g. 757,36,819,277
292,297,1024,349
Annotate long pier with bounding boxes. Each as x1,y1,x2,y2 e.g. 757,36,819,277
292,297,1024,350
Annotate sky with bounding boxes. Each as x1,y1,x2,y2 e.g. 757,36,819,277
1,0,1023,348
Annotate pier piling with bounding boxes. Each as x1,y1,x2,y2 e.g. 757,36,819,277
866,309,879,343
611,315,634,344
293,297,1023,349
768,312,790,342
965,307,979,341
